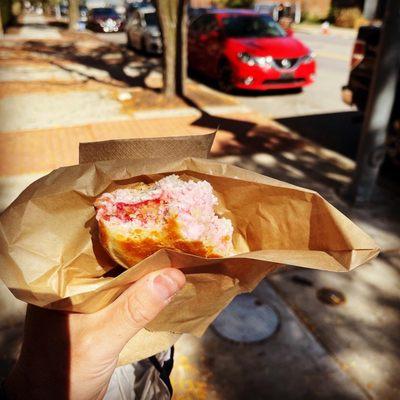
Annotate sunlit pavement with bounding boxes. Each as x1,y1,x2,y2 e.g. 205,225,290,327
96,31,126,45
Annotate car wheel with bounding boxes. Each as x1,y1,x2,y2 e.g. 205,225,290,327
218,60,235,93
141,37,147,54
126,33,133,49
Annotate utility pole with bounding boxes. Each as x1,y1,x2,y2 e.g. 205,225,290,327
348,0,400,204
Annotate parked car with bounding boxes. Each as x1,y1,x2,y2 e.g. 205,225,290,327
79,5,88,22
188,10,316,92
125,6,162,54
342,24,400,168
86,8,124,33
60,3,68,16
188,7,210,22
126,1,148,19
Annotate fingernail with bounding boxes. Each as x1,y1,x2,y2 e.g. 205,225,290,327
152,269,185,302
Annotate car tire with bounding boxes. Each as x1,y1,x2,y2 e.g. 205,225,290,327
141,37,147,54
127,33,133,49
218,60,235,94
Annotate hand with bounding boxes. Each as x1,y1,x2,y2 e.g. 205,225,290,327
4,268,186,400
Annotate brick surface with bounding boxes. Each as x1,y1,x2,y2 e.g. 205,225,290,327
0,112,262,176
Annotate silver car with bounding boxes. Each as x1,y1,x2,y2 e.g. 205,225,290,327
126,6,162,54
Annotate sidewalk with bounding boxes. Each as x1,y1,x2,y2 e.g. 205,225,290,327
1,15,399,400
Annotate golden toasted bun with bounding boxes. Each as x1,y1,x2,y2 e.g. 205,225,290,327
98,218,223,267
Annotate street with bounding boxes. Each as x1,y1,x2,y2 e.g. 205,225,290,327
100,29,361,159
99,30,355,118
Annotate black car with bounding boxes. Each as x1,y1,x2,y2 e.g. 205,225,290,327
188,7,210,22
342,24,400,168
86,8,124,33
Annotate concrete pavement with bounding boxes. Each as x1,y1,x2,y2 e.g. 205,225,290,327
1,15,399,400
172,281,369,400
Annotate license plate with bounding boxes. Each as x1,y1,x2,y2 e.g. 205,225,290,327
280,72,295,80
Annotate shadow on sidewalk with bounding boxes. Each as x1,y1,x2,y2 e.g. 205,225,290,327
182,95,354,193
12,39,160,89
277,111,362,160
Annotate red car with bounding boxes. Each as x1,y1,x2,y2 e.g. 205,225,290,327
188,10,316,92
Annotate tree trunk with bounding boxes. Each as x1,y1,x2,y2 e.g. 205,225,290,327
69,0,80,31
0,6,4,36
156,0,188,98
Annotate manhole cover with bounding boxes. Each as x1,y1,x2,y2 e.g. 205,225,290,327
212,294,280,343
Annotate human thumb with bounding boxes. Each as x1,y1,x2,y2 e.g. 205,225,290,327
95,268,186,353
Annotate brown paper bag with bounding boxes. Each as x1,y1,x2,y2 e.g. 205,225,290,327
81,133,216,362
0,137,379,364
79,133,215,164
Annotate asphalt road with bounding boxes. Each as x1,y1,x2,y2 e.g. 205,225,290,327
98,29,363,160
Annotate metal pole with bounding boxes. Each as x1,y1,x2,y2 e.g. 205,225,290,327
348,0,400,204
294,1,301,24
363,0,379,20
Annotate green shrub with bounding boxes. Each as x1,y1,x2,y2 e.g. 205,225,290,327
215,0,255,8
328,6,363,28
301,12,324,24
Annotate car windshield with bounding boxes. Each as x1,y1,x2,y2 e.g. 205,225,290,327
93,8,118,17
222,15,286,38
144,12,158,26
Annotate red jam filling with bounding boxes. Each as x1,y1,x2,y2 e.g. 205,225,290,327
113,198,162,223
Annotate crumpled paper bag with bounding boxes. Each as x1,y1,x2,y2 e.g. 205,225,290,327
0,136,379,364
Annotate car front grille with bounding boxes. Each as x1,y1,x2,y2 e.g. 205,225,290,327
274,57,300,69
263,78,305,84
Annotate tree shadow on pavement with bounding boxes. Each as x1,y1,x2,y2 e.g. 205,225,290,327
267,251,400,400
277,111,363,160
182,95,355,194
16,39,161,90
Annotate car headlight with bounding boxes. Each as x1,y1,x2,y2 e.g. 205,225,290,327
237,52,256,66
254,55,273,67
237,52,273,67
302,51,315,64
